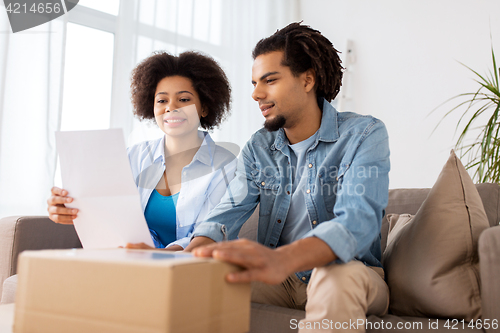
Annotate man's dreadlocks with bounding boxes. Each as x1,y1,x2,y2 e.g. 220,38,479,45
252,22,343,103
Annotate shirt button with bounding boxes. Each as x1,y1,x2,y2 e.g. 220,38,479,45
277,220,282,223
306,189,311,194
301,277,306,281
261,181,265,186
308,163,313,168
312,220,317,225
287,191,290,195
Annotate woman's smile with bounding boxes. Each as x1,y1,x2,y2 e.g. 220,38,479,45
164,116,187,127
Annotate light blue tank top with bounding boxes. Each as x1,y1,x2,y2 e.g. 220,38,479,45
144,190,179,248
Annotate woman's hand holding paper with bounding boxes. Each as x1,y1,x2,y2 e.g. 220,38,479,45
47,186,78,225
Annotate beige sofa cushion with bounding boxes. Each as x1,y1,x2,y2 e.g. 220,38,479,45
384,214,414,249
0,275,16,304
382,150,488,321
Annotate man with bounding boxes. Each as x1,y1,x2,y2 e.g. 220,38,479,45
185,22,390,333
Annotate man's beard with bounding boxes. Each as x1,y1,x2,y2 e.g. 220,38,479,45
264,115,286,132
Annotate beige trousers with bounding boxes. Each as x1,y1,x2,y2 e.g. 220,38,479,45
251,261,389,333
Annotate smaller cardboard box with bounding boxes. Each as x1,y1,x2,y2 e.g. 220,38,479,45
14,249,250,333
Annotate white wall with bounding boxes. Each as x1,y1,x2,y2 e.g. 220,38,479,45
300,0,500,188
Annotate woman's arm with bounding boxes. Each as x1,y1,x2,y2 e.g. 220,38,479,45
184,236,216,252
124,243,184,251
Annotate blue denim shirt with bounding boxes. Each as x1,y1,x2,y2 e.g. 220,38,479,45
193,99,390,282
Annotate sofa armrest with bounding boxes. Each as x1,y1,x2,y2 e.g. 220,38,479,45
479,225,500,332
0,216,81,297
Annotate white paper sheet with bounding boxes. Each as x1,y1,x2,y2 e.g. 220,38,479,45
55,129,154,249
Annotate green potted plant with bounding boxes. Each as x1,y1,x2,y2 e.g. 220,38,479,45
435,45,500,183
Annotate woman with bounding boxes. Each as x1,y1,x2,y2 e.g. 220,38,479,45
47,51,236,251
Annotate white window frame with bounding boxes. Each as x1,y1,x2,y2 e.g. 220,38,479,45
65,2,228,139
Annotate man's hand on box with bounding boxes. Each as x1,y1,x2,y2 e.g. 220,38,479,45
192,239,292,285
47,187,78,225
193,237,337,285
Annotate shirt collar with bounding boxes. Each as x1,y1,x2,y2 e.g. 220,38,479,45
154,131,215,167
273,98,339,150
317,98,340,142
153,135,166,163
192,131,215,167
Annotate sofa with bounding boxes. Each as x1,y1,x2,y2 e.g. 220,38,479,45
1,184,499,333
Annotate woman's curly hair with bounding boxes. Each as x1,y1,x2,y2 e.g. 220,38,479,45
130,51,231,130
252,22,343,102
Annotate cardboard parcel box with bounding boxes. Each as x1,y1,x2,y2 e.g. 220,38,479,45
14,249,250,333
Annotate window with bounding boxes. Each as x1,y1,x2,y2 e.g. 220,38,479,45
61,0,225,138
77,0,120,16
60,23,114,131
55,0,228,184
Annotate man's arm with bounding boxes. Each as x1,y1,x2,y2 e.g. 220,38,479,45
193,237,336,284
187,141,261,244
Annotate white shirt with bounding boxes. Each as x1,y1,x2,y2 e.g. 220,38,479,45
127,131,237,248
